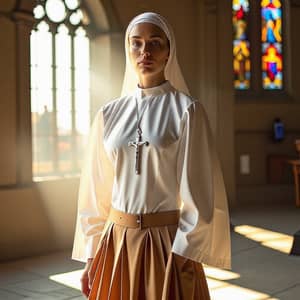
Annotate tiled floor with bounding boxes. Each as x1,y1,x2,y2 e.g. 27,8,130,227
0,202,299,300
0,251,84,300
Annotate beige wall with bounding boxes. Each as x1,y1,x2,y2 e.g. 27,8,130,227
3,0,298,261
0,180,78,260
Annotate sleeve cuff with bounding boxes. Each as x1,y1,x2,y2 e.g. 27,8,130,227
171,228,231,270
85,235,101,260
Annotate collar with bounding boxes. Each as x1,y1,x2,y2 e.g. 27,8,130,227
134,80,174,99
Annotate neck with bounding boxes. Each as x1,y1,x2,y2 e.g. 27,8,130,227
138,73,166,89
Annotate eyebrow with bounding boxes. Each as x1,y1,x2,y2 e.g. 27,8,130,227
129,35,164,39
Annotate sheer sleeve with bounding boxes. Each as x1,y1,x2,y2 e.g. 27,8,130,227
71,107,114,263
171,100,231,270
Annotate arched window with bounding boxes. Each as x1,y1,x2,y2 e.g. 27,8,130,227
30,0,91,180
233,0,285,94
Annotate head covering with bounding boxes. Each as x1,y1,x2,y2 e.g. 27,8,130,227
121,12,190,96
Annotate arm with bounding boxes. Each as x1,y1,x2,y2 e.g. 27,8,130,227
171,101,231,270
72,107,114,263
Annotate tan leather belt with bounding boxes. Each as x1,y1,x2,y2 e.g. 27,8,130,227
108,206,180,229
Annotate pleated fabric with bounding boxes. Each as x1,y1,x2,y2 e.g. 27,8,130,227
88,221,211,300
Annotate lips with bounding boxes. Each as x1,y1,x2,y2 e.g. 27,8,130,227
138,60,153,65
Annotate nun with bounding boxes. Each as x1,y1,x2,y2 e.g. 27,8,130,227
71,12,231,300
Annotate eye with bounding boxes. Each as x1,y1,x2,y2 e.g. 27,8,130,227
150,40,161,47
130,39,142,48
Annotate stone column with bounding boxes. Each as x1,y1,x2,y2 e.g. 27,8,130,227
196,0,236,206
11,7,36,185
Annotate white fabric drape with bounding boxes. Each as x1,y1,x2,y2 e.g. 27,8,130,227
71,109,114,261
172,100,231,268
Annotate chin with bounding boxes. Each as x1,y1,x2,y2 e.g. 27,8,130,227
140,71,155,76
139,66,155,73
135,64,165,79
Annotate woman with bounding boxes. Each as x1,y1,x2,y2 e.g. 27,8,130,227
72,12,231,300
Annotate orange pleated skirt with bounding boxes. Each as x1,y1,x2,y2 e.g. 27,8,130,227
88,208,211,300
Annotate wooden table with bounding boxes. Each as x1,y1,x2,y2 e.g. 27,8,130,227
287,159,300,207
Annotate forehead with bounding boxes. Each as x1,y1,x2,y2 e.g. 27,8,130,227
129,22,167,39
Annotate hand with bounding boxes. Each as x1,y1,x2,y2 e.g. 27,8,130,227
173,252,188,270
173,252,187,262
80,258,94,298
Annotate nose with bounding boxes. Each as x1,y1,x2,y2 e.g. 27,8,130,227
140,41,151,56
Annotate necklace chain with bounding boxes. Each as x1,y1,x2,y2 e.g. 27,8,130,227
135,97,148,134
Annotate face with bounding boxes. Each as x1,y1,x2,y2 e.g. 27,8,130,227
128,22,170,80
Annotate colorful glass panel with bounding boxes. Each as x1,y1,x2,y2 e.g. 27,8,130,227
233,0,251,90
261,0,283,89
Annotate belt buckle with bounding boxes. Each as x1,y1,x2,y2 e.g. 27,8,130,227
136,213,142,229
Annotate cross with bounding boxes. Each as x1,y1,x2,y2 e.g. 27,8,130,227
128,128,149,174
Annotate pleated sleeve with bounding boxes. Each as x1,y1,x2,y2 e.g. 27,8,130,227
171,100,231,270
71,107,114,263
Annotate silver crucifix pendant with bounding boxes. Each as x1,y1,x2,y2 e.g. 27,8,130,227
128,128,149,174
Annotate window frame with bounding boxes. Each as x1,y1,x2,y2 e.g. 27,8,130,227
30,1,93,180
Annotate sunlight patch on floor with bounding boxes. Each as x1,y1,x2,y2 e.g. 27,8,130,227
49,269,82,290
203,265,240,280
234,224,293,254
204,269,279,300
206,278,279,300
49,267,279,300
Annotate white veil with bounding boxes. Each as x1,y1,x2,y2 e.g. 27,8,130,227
121,12,190,96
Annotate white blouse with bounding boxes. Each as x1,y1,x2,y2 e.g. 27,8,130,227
71,80,231,270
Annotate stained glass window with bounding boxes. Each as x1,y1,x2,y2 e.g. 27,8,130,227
261,0,283,89
233,0,285,92
232,0,251,90
31,0,91,180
